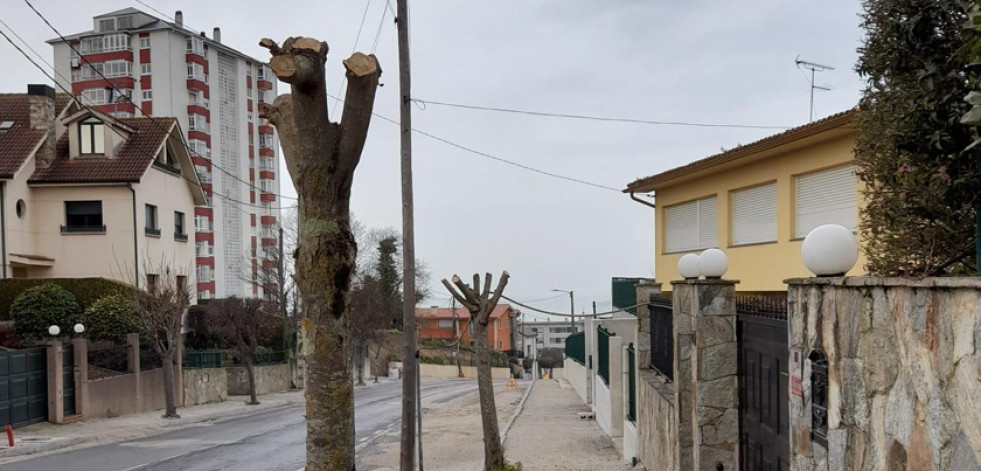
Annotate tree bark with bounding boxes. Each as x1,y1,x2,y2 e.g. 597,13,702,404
259,36,381,471
161,350,179,418
472,322,505,470
355,340,365,386
244,353,259,405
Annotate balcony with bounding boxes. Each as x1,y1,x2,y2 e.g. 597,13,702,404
261,215,277,226
78,33,132,55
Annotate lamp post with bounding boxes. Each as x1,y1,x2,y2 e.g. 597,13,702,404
551,288,575,333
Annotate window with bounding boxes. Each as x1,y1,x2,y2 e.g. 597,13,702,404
64,201,103,232
664,196,717,253
187,62,207,82
259,134,274,148
174,212,186,239
551,338,563,344
141,90,152,101
117,16,133,29
260,179,274,192
98,19,115,32
146,274,159,291
195,215,212,232
550,326,573,334
795,165,857,238
188,114,209,133
176,275,188,295
196,241,214,257
79,33,130,54
731,182,777,245
140,63,151,76
15,200,25,219
189,139,209,157
186,36,205,55
139,37,150,49
196,265,213,282
103,60,132,78
257,65,267,80
80,89,107,106
437,319,453,329
79,117,105,154
145,204,160,236
257,89,269,104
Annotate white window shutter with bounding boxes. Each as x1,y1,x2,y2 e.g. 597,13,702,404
796,165,857,238
732,183,777,245
698,196,718,249
665,201,698,253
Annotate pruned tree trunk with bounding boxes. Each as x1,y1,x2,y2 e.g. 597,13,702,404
244,352,259,405
442,272,510,471
258,36,381,471
356,340,366,386
160,350,179,418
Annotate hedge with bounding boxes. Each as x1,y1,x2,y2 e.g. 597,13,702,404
11,283,81,340
0,278,134,321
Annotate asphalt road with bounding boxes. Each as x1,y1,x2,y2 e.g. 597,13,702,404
1,378,478,471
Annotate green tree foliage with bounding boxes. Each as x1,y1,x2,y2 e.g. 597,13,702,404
11,282,81,340
855,0,980,275
81,294,145,343
376,236,403,329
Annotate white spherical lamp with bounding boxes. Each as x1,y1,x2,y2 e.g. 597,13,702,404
48,325,60,337
677,253,701,280
73,324,85,334
801,224,859,276
698,248,729,279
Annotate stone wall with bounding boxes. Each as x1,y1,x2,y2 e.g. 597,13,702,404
227,363,292,396
565,357,589,405
787,277,981,471
183,368,227,406
637,369,678,470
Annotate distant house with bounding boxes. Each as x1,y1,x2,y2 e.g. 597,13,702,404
515,319,582,358
0,84,205,288
625,110,863,293
415,304,518,352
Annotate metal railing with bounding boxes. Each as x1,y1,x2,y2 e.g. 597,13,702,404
627,343,636,423
649,295,673,381
184,349,224,369
252,351,287,366
88,344,130,380
736,295,788,320
564,331,586,365
597,325,612,386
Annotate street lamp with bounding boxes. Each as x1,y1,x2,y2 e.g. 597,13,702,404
47,325,60,337
551,288,575,333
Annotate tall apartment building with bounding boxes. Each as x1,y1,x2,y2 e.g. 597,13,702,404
48,8,282,301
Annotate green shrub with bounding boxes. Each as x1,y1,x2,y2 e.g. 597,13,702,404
11,283,81,340
81,294,144,343
420,355,444,365
0,278,132,321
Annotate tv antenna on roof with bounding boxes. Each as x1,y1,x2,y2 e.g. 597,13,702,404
796,56,835,122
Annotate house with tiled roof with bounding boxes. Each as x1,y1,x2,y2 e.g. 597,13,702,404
415,304,518,352
0,84,205,288
624,110,864,293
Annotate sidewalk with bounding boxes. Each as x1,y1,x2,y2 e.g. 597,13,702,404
504,379,629,471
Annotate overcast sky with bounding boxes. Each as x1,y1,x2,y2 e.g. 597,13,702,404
0,0,865,320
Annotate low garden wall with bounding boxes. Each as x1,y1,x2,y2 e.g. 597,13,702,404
418,363,511,380
183,367,227,406
564,357,589,404
227,363,292,396
636,369,678,470
787,277,981,470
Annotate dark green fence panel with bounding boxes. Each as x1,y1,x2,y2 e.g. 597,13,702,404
564,332,586,365
183,349,224,369
253,351,287,366
597,325,611,385
627,343,636,423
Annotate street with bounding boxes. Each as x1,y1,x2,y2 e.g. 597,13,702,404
0,379,477,471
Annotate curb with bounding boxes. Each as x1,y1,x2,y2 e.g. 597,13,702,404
501,378,535,443
0,397,302,461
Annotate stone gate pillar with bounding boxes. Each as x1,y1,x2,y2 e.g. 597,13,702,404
673,279,739,471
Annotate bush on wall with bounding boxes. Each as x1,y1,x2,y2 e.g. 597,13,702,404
0,278,133,321
81,294,146,343
11,282,81,340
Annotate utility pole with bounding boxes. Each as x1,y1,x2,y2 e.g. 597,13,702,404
795,57,834,122
569,291,575,333
397,1,418,470
592,301,596,316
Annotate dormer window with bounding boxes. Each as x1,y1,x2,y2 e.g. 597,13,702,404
79,117,105,154
0,121,13,132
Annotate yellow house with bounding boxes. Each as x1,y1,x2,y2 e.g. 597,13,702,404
625,110,865,293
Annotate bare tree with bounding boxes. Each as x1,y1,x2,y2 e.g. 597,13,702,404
207,297,278,404
131,262,192,418
349,274,391,385
258,36,381,470
442,272,511,471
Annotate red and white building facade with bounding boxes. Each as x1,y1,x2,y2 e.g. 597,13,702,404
48,8,282,301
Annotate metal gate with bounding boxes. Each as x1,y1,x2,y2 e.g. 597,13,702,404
737,297,789,471
0,347,48,428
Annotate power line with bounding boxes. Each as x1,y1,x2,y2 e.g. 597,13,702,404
0,20,291,211
410,98,793,130
332,0,374,121
325,93,622,193
502,295,641,318
23,0,299,202
370,0,392,53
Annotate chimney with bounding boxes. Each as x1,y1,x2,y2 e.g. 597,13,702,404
175,10,183,28
213,27,221,43
26,84,56,169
